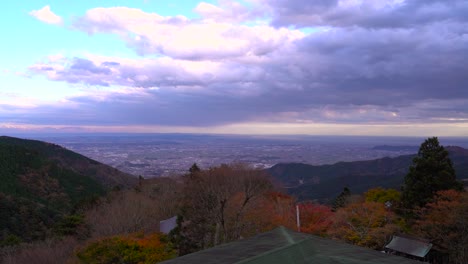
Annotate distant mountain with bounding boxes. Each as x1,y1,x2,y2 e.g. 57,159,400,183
0,136,137,244
268,146,468,202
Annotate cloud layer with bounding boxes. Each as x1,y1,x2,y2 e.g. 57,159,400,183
262,0,468,28
17,0,468,134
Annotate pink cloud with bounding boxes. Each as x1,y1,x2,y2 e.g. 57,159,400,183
29,5,63,25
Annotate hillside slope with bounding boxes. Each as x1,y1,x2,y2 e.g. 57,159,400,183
268,146,468,202
0,136,137,244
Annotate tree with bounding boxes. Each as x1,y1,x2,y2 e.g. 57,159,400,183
188,163,201,179
85,178,181,238
52,214,90,239
415,190,468,264
402,137,462,210
332,187,351,211
365,187,400,209
298,202,334,236
173,164,274,254
242,192,297,235
328,201,400,249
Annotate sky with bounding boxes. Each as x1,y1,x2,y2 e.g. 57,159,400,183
1,0,468,136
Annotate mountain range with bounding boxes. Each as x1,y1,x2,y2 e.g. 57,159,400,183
268,146,468,202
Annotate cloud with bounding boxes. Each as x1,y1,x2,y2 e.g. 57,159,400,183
29,5,63,25
30,57,116,86
22,1,468,131
261,0,468,28
27,33,468,127
72,6,303,60
194,1,256,23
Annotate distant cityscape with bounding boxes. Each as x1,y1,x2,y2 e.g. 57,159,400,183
32,134,468,177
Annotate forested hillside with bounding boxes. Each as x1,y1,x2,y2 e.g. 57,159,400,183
0,136,137,245
269,146,468,201
2,137,467,263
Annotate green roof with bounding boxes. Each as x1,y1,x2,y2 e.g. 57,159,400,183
161,227,421,264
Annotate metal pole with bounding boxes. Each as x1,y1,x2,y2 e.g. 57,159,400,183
296,204,300,232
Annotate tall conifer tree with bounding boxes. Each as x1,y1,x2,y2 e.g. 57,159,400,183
402,137,462,210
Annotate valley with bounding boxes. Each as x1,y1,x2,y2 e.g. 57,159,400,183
29,134,438,177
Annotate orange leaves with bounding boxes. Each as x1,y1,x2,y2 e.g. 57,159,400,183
134,233,163,248
243,193,335,237
242,192,296,234
263,192,297,229
328,201,400,249
414,190,468,262
76,232,176,264
298,202,334,236
416,190,462,230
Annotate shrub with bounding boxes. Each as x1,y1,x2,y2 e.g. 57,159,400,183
53,214,90,239
76,233,176,264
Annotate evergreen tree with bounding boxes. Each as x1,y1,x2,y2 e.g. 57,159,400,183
402,137,462,210
189,163,200,174
188,163,201,179
332,187,351,211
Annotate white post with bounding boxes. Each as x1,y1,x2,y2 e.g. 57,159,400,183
296,204,300,232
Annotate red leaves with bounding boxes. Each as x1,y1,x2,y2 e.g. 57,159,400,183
298,202,334,236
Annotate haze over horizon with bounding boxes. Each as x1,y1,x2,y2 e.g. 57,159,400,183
2,1,468,136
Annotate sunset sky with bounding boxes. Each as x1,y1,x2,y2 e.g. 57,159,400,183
1,0,468,136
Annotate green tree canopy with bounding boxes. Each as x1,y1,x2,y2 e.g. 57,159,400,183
402,137,463,210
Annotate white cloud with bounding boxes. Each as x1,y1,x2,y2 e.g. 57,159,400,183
29,5,63,25
195,2,225,17
73,6,303,60
194,1,254,23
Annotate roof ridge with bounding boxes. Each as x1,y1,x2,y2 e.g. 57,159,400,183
235,237,311,264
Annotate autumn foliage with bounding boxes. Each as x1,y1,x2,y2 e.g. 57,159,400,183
365,187,400,204
172,163,274,254
243,192,297,233
76,233,176,264
242,192,336,237
415,190,468,263
298,202,334,236
328,201,400,249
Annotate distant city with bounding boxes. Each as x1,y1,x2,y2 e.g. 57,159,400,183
29,134,468,177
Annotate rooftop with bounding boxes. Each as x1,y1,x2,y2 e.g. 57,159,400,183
161,227,421,264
